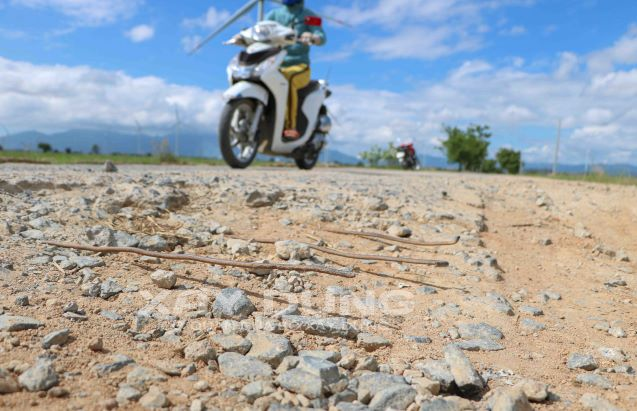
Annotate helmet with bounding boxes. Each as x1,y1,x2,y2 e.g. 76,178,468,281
282,0,302,5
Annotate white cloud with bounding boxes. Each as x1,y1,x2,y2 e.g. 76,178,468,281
11,0,144,26
588,24,637,73
183,6,231,30
0,57,223,134
500,25,526,36
125,24,154,43
324,0,535,60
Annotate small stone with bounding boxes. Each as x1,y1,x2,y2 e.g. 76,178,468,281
365,197,388,211
576,373,614,390
42,329,71,349
194,380,209,392
126,367,167,387
413,360,455,392
0,315,43,331
150,270,177,289
100,278,123,299
580,393,623,411
211,334,252,355
484,292,515,315
18,359,59,392
217,352,273,380
139,386,169,409
411,377,441,396
0,369,19,394
456,322,503,340
47,386,70,398
567,353,597,371
14,295,29,306
608,327,626,338
443,344,484,396
297,350,341,363
388,225,412,238
519,306,543,316
184,339,217,363
405,335,432,344
598,347,627,363
297,355,340,385
489,387,533,411
368,385,416,410
453,339,504,352
281,315,358,339
355,356,379,372
357,333,392,351
275,240,312,261
241,380,275,403
93,354,135,376
117,385,142,404
517,379,548,402
103,160,118,172
520,318,546,332
276,368,324,399
212,288,256,320
88,338,104,352
246,332,293,368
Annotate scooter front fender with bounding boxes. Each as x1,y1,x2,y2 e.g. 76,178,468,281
223,82,269,105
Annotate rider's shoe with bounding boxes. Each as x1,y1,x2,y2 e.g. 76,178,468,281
283,129,301,139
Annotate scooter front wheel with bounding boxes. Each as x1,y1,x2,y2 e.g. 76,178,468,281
219,99,260,169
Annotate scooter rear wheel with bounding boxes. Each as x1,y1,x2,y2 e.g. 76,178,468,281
219,99,259,169
295,150,320,170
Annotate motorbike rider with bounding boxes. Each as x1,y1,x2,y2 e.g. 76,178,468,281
265,0,326,140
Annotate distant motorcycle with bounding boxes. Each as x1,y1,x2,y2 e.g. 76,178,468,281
219,20,332,169
396,142,419,170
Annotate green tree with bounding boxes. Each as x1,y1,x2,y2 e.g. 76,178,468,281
37,142,52,153
496,148,522,174
360,144,384,167
481,159,500,173
90,144,100,155
440,125,491,171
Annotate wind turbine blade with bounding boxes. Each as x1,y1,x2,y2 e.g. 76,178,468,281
189,0,260,55
267,0,352,27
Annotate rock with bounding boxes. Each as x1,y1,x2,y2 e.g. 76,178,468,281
516,379,548,402
388,225,412,238
20,229,44,240
227,239,251,255
298,350,341,363
484,292,514,315
93,354,136,376
211,334,252,355
297,356,340,385
212,288,256,320
0,369,19,394
246,190,282,208
139,235,171,252
489,387,533,411
0,315,43,331
519,306,543,316
42,329,71,349
443,344,484,396
365,197,388,211
405,335,433,344
14,295,29,306
241,380,276,403
355,356,379,372
100,310,123,321
416,286,438,295
413,360,455,392
246,332,293,367
217,352,273,380
139,386,169,409
456,322,503,340
326,285,351,296
576,373,613,390
276,368,324,399
184,339,217,363
574,224,592,239
126,367,167,387
103,160,118,172
47,387,69,398
368,385,416,410
580,393,624,411
608,327,626,338
117,385,142,404
567,353,597,371
88,337,104,352
453,339,504,352
275,240,312,260
355,372,408,394
100,278,123,299
357,333,391,351
520,318,546,332
598,347,627,363
420,398,470,410
282,315,358,339
18,359,59,392
70,255,104,269
150,270,177,289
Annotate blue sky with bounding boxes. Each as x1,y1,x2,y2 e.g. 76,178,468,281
1,0,637,164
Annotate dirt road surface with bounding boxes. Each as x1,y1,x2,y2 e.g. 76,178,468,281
0,164,635,410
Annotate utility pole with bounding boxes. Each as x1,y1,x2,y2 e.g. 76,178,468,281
257,0,264,21
552,119,562,175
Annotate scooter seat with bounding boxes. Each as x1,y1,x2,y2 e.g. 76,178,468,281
298,81,321,101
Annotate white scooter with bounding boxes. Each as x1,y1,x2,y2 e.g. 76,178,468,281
219,20,332,169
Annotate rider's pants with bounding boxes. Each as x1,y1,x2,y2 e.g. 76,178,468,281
280,64,311,131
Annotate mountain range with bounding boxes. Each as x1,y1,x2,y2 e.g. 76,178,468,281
0,129,635,175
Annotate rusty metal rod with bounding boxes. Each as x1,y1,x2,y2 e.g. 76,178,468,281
43,241,356,278
325,228,459,247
